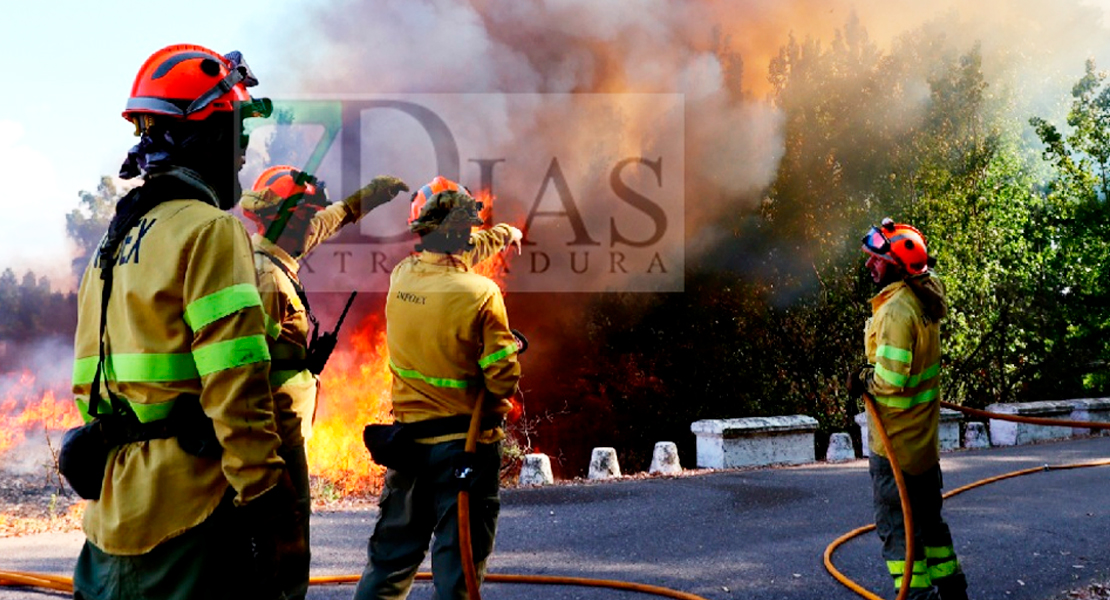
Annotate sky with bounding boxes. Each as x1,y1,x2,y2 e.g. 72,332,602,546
6,0,1110,289
0,0,302,282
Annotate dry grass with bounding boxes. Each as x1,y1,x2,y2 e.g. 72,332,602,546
0,469,83,537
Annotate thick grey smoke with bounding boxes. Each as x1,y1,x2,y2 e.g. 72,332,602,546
256,0,796,294
259,0,1110,292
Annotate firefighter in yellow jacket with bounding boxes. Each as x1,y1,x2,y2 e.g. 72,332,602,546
241,166,408,600
354,180,522,600
64,45,298,600
848,218,969,600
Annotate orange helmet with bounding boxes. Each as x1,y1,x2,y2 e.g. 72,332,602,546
241,166,326,230
409,176,470,225
861,217,930,275
251,165,319,199
122,44,269,123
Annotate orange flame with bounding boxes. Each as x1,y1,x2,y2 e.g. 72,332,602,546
0,370,81,460
309,312,393,496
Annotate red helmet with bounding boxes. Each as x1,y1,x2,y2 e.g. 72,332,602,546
409,176,470,225
122,44,267,123
861,217,930,275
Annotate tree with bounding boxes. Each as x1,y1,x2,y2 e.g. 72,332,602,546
1023,59,1110,397
0,268,77,343
66,176,129,280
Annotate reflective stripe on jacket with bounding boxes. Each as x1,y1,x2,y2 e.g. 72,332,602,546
71,198,283,555
864,275,945,475
385,248,521,444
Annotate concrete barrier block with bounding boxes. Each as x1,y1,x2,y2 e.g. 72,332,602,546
1067,397,1110,437
939,408,961,451
649,441,682,475
987,401,1074,446
690,415,818,469
588,447,621,480
518,453,554,486
854,412,870,457
963,422,990,449
825,432,855,462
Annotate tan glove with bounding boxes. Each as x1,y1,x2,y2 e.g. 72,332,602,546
505,225,523,255
342,175,410,219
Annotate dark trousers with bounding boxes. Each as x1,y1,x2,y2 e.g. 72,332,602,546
73,494,252,600
871,454,969,600
353,440,501,600
279,444,312,600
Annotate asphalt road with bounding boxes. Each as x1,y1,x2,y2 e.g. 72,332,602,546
2,436,1108,600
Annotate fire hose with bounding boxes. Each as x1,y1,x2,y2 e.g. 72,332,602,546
0,409,712,600
824,399,1110,600
1,327,712,600
4,402,1109,599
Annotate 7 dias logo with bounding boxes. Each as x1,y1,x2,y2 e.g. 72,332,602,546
243,94,685,293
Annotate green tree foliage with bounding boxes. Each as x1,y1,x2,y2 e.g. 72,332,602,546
564,15,1109,474
1025,59,1110,394
66,176,127,280
0,178,121,346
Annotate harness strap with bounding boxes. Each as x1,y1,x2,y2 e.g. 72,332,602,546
256,249,320,341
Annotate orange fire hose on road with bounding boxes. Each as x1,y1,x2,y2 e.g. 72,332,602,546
825,400,1110,600
0,394,713,600
0,569,715,600
5,402,1110,599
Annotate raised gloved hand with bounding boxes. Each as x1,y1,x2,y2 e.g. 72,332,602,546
846,364,873,399
342,175,410,217
237,470,305,600
506,225,523,255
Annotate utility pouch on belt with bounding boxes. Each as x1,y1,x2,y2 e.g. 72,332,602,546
59,419,116,501
171,395,222,459
362,415,504,472
362,423,415,472
59,396,219,500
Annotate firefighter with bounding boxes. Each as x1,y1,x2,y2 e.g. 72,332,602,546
65,45,298,600
353,181,523,600
848,218,969,600
240,166,409,600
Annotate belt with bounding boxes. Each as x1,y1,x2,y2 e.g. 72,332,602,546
401,414,505,439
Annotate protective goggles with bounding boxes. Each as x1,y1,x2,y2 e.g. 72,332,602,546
861,217,897,256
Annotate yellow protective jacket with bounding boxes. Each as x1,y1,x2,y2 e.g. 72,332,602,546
253,202,518,446
864,273,948,475
72,182,283,555
385,246,522,445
